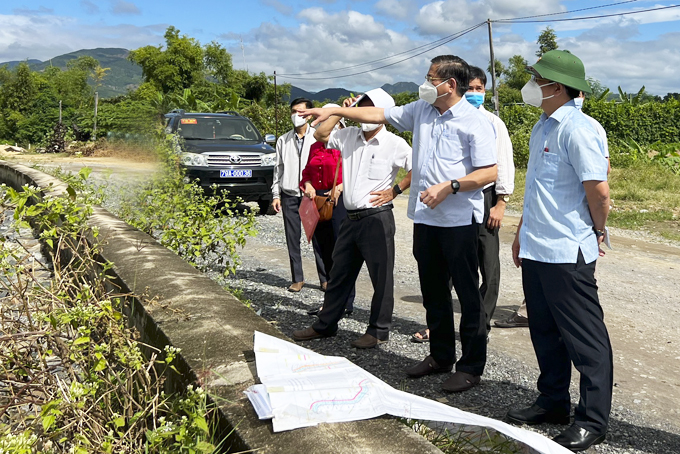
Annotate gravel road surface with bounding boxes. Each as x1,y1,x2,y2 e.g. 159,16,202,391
9,154,679,453
226,197,680,454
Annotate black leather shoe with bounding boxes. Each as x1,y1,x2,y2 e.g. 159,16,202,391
506,404,570,426
553,424,606,452
405,355,453,378
306,307,353,317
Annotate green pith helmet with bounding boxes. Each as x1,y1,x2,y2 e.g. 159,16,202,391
526,50,592,93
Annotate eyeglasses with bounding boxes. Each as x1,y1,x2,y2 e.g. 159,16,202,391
424,75,447,83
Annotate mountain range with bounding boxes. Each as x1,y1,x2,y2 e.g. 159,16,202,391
1,48,418,100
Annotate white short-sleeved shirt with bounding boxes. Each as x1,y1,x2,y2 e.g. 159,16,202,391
480,107,515,195
385,98,497,227
328,126,412,211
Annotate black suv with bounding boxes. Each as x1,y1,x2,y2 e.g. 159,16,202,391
165,110,277,214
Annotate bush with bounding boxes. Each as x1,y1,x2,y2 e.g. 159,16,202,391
585,99,680,145
115,136,257,275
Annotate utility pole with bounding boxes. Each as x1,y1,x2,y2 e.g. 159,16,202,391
274,71,278,138
240,36,247,71
93,92,99,141
59,100,62,124
487,19,499,116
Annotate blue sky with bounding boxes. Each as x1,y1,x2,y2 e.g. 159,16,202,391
1,0,679,95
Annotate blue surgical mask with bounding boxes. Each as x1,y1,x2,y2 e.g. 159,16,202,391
465,92,485,108
574,97,584,110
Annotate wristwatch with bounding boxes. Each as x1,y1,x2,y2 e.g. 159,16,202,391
450,179,460,194
393,184,403,195
498,194,510,203
593,227,605,238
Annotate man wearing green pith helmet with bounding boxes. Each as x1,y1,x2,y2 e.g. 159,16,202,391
504,50,613,453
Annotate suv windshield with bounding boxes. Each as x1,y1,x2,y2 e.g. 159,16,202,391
178,117,261,141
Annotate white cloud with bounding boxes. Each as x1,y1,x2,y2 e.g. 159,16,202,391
375,0,415,20
12,6,54,16
0,13,164,62
81,0,100,15
261,0,293,16
230,10,435,92
415,0,564,36
558,31,680,95
110,0,141,16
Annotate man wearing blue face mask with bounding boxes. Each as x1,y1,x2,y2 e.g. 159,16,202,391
298,55,498,393
411,65,514,343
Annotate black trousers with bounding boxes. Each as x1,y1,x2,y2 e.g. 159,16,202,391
414,223,487,376
478,187,501,333
522,251,613,434
281,193,325,283
311,191,355,310
313,209,395,340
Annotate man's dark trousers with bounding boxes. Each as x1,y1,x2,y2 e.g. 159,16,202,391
281,192,325,283
311,191,355,309
414,222,487,376
522,251,613,434
478,186,501,333
313,209,395,340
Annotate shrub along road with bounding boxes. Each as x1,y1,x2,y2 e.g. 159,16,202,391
10,152,680,453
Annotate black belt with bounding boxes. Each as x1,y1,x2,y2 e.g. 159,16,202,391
346,204,393,221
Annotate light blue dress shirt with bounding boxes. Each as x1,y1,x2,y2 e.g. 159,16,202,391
519,100,608,264
385,98,497,227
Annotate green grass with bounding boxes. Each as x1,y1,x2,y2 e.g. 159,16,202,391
511,161,680,240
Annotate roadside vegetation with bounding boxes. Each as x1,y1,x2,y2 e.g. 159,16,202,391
0,173,222,453
0,22,678,453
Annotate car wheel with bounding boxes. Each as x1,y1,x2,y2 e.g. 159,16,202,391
258,199,276,215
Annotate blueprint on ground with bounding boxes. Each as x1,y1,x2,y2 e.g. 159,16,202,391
245,331,572,454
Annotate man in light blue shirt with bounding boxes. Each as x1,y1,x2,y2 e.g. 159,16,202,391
301,55,497,393
505,50,612,453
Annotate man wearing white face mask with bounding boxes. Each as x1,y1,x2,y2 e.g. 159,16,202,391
292,88,413,349
272,97,326,292
297,56,498,392
497,90,611,329
506,50,612,452
412,65,514,342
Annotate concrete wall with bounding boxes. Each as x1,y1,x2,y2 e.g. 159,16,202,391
0,160,442,454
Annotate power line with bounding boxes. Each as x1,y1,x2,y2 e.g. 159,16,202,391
495,3,680,24
274,1,679,81
278,23,485,81
277,23,483,77
495,0,642,21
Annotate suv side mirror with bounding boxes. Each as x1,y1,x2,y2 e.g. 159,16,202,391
264,134,276,144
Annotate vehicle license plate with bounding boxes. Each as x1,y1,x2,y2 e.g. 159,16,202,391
220,169,252,178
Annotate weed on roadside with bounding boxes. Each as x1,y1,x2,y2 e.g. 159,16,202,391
0,182,222,453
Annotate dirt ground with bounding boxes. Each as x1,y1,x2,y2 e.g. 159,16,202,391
4,152,679,437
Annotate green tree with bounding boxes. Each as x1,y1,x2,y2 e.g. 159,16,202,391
487,59,505,81
536,27,558,57
129,26,204,94
502,55,530,90
204,41,233,84
0,62,37,113
586,77,609,99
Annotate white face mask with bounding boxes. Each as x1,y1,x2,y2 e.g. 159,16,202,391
291,113,307,128
521,78,556,107
574,97,584,110
419,79,450,105
361,123,381,132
